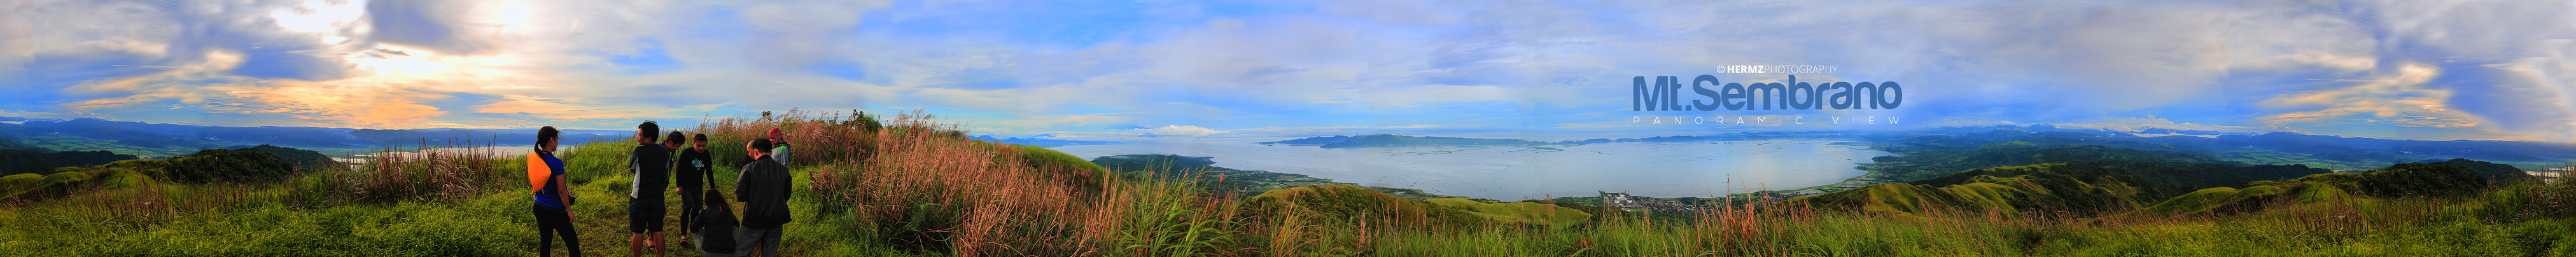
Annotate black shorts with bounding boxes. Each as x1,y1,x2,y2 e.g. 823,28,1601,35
627,198,666,233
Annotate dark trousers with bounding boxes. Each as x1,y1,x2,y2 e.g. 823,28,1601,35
677,187,701,235
736,226,782,257
536,204,583,256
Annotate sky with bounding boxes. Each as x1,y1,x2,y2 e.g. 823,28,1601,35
3,0,2573,143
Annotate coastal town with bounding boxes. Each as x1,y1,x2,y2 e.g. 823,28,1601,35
2539,162,2572,184
1597,191,1719,212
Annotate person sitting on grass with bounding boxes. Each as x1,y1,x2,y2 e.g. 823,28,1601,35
529,126,582,257
627,122,673,257
692,189,737,256
735,138,793,256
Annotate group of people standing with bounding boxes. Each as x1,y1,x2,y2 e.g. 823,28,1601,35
527,122,799,256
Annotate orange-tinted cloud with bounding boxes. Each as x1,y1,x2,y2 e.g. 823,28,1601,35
2256,63,2483,128
56,50,462,128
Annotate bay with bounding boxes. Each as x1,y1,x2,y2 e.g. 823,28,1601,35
1048,137,1895,200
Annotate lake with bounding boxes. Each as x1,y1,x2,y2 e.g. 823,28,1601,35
1048,137,1895,200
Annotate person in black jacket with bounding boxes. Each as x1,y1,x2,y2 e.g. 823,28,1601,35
734,138,793,256
692,189,737,256
671,133,712,244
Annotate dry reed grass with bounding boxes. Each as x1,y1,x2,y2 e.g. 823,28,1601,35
352,139,512,204
690,109,1117,256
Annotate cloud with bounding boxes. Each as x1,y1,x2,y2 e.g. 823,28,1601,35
2355,0,2576,142
471,95,720,121
1138,125,1224,137
2255,63,2482,128
481,85,544,90
983,113,1131,131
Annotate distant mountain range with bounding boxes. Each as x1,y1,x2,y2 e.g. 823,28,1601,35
1,144,336,177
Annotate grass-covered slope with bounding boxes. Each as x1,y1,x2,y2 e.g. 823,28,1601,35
1239,184,1485,230
1786,165,2150,216
1421,198,1592,226
1863,141,2248,183
1792,158,2337,217
1909,161,2330,201
2141,160,2507,216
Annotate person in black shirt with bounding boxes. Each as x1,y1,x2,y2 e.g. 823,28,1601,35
671,132,712,244
626,122,672,257
734,138,792,256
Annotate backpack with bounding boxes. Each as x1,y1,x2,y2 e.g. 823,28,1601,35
695,190,739,254
527,153,574,205
526,153,552,193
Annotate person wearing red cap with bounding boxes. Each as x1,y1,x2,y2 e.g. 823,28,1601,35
765,128,792,166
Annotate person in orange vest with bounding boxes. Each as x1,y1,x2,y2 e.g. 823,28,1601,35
528,126,581,256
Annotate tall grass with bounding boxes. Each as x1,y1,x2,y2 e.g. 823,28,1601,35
0,137,537,256
797,110,1114,255
350,139,514,204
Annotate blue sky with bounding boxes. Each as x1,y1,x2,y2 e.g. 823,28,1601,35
2,0,2573,142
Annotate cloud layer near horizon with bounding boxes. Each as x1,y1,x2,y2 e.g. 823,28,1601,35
3,0,2572,142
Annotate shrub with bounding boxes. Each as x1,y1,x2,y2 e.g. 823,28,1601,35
147,149,298,184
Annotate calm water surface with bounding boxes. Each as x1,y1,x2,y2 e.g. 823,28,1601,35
1049,137,1894,200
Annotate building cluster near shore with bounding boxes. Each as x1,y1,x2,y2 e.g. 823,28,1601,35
2539,163,2572,184
1597,191,1709,212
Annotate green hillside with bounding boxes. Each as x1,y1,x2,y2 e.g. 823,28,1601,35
1240,184,1489,231
2141,160,2505,216
233,144,340,170
1796,157,2521,219
1791,158,2339,217
0,147,305,201
1863,141,2244,183
1421,197,1591,226
0,149,139,176
1786,165,2151,216
1909,162,2329,202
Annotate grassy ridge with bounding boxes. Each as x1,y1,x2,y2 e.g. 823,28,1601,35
1422,198,1590,226
2138,160,2501,216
